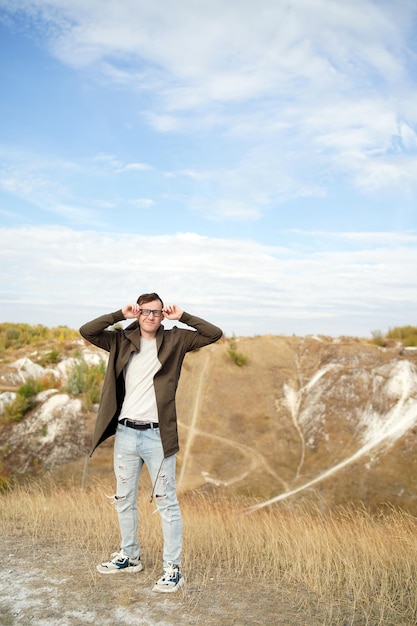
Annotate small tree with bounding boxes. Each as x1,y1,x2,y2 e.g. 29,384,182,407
226,335,248,367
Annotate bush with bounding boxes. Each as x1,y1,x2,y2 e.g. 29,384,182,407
226,335,248,367
4,377,41,422
386,325,417,347
18,377,43,399
2,375,57,423
40,348,60,366
370,325,417,348
4,394,35,422
64,356,105,408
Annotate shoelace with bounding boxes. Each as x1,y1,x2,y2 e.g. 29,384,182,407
162,563,178,579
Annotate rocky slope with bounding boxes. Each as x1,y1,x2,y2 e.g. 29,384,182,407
1,333,417,512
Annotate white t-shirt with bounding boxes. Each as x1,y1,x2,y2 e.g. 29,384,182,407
119,337,162,423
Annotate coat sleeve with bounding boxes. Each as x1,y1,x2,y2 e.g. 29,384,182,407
178,312,223,351
79,310,126,352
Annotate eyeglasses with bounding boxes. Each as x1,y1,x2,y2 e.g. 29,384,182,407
139,308,163,317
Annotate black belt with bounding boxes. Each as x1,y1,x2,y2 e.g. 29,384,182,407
119,419,159,430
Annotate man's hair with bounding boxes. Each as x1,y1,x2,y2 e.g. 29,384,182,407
136,292,164,307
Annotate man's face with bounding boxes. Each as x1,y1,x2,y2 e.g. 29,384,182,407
137,299,164,335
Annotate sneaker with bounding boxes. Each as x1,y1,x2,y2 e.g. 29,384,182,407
152,562,184,593
96,550,143,574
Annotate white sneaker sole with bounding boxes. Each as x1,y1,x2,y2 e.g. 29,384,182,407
96,562,143,574
152,576,185,593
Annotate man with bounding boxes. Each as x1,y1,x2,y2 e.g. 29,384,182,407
79,293,222,593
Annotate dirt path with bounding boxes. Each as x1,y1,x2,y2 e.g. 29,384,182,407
177,350,288,493
0,538,314,626
177,352,211,490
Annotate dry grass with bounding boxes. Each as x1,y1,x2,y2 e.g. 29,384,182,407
2,480,417,625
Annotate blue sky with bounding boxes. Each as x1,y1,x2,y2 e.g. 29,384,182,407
0,0,416,338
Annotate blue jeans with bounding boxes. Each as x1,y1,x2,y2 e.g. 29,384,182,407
113,423,182,567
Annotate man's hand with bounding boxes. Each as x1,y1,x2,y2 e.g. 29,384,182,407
122,303,141,319
162,304,183,320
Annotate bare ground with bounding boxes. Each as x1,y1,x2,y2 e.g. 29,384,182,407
0,537,334,626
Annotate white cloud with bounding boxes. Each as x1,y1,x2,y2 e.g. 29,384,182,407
91,154,153,172
1,0,417,216
0,226,416,337
176,169,211,181
8,1,410,96
130,198,154,208
4,1,414,104
122,162,153,172
142,112,182,132
190,198,263,221
0,149,159,226
0,159,102,227
291,230,417,245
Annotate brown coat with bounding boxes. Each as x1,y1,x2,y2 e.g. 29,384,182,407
79,310,222,457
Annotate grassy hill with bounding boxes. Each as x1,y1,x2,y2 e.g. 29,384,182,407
1,324,417,513
2,324,417,624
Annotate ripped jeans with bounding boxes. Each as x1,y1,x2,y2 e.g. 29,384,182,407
113,423,182,567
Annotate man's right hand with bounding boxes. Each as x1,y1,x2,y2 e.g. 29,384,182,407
122,303,140,319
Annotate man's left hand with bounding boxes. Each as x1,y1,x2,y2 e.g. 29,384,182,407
163,304,183,320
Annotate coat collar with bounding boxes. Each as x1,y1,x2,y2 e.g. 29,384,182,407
124,320,165,351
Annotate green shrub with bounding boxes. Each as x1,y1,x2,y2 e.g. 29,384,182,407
370,325,417,348
18,377,43,399
2,375,55,423
40,348,60,366
64,356,105,408
386,325,417,347
226,335,248,367
4,394,35,422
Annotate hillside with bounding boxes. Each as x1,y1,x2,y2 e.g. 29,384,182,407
1,328,417,513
